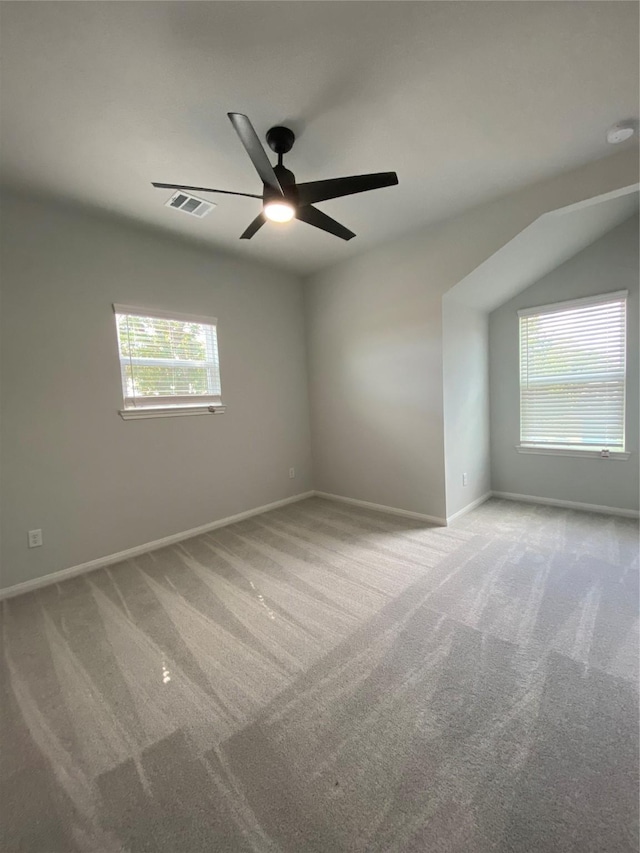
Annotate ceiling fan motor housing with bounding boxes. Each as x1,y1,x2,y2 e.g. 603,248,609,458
269,164,297,202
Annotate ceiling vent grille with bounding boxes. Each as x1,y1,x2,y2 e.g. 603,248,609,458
165,192,216,218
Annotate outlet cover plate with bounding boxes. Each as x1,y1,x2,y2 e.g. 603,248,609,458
28,529,43,548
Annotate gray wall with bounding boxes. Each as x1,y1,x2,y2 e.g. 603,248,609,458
304,151,637,522
489,215,639,511
305,250,447,520
442,299,491,518
0,193,313,589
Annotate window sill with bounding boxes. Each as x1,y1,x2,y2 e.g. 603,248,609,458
516,445,630,460
120,405,226,420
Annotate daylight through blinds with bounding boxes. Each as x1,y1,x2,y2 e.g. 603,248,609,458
519,292,627,450
114,306,221,408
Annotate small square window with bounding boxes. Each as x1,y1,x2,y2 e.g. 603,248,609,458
113,304,224,419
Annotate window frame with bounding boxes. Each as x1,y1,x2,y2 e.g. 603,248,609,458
516,290,629,459
113,304,226,420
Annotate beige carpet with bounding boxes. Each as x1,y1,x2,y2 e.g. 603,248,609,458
1,496,638,851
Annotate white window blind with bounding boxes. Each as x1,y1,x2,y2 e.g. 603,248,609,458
114,305,222,410
519,291,627,451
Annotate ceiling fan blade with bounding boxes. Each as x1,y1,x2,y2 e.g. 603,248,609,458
240,212,267,240
227,113,284,196
296,205,355,241
152,182,262,199
296,172,398,206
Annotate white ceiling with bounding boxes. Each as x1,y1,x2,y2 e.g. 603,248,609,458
447,188,639,311
1,2,638,275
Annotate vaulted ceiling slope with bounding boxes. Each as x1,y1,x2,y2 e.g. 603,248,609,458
0,2,638,274
448,189,640,311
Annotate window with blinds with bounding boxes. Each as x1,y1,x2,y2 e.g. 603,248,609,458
519,291,627,451
114,305,222,412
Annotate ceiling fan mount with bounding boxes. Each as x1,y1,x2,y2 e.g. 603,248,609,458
266,125,295,156
152,112,399,241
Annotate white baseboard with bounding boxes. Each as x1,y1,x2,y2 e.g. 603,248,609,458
0,491,315,601
5,486,635,601
491,490,639,519
446,492,492,524
314,491,447,526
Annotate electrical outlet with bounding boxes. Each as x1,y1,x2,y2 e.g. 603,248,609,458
28,529,43,548
289,467,295,479
462,473,469,487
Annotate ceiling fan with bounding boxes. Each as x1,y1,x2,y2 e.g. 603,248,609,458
152,113,399,241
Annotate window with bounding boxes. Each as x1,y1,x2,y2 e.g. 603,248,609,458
518,291,627,456
114,305,224,419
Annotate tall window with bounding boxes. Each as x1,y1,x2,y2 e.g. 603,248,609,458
519,291,627,452
114,305,223,418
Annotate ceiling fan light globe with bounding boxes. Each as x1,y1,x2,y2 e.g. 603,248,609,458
264,201,295,223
